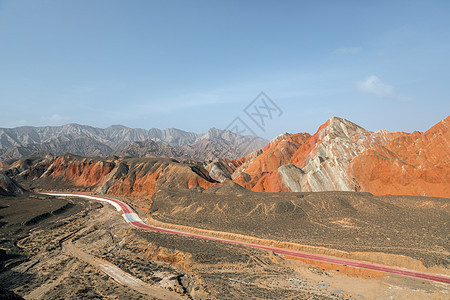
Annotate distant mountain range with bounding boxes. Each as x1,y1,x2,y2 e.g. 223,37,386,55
0,124,268,162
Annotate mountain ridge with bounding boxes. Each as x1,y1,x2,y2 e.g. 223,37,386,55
0,124,268,162
208,116,449,198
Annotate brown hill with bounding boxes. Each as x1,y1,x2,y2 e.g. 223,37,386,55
7,154,217,204
203,180,249,195
232,132,311,192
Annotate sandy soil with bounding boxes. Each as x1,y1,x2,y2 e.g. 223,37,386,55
0,194,192,299
150,188,450,271
1,192,448,299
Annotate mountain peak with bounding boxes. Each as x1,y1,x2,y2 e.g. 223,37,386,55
107,125,128,129
315,116,366,139
264,132,292,150
203,180,249,195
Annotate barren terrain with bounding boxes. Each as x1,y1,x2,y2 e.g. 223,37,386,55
149,182,450,273
1,189,448,299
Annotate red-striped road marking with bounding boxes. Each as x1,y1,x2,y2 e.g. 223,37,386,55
44,193,450,285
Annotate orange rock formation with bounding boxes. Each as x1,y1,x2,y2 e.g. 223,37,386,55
230,116,449,198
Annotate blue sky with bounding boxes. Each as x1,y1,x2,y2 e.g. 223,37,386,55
0,0,449,139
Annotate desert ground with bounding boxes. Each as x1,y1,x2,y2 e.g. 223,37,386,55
0,187,448,299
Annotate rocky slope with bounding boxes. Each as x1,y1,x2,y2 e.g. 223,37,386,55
0,124,267,162
111,139,185,159
0,172,24,196
350,117,449,197
210,116,449,198
113,128,267,162
0,160,9,171
232,132,312,192
0,124,188,150
6,154,217,204
0,137,114,161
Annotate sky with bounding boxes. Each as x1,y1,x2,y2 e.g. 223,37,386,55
0,0,449,139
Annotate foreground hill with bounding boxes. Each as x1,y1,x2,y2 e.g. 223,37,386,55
151,182,450,272
209,116,449,198
0,124,267,162
6,154,217,203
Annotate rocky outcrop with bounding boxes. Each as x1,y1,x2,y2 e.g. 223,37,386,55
281,117,385,192
0,172,24,196
278,164,304,192
0,160,8,171
204,159,238,182
233,132,311,192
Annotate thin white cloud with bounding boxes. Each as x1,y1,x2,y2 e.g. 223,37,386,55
335,47,362,54
356,75,410,102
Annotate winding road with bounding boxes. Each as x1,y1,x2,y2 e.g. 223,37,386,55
43,192,450,285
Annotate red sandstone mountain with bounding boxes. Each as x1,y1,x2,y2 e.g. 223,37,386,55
232,132,311,192
210,116,449,198
7,154,216,206
350,117,449,197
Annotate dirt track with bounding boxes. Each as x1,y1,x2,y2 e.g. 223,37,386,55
0,193,195,299
61,238,184,299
